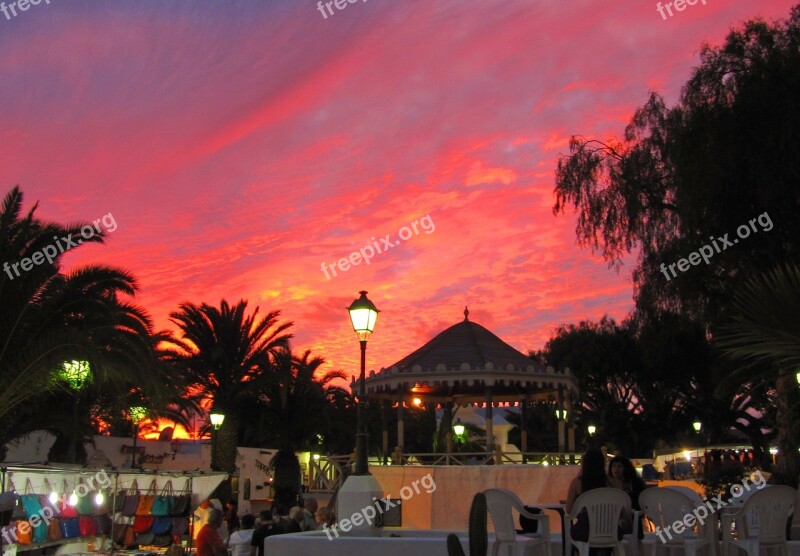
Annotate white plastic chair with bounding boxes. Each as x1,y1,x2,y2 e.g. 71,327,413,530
483,488,551,556
721,485,795,556
564,487,632,556
640,487,715,556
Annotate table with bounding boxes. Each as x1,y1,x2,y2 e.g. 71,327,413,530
529,503,566,556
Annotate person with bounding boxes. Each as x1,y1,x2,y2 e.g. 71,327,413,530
565,448,627,552
607,456,648,511
225,501,240,534
227,514,255,556
250,510,282,556
302,498,318,531
283,507,304,534
608,455,647,537
319,507,336,528
196,509,227,556
565,448,608,514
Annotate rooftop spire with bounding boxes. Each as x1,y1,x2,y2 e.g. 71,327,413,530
464,306,469,321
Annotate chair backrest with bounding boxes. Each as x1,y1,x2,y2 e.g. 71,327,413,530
572,488,631,543
739,485,795,543
483,488,528,543
662,486,704,505
640,487,705,541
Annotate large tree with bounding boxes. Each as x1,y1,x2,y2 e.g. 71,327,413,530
551,5,800,462
161,299,292,501
0,186,162,459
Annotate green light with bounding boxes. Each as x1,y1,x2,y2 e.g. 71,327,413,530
129,406,147,424
56,360,91,389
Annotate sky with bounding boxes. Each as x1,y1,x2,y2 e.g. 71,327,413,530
1,0,795,384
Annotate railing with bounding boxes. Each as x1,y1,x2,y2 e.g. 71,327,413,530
306,450,582,493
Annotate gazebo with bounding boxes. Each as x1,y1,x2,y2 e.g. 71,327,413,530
352,308,580,461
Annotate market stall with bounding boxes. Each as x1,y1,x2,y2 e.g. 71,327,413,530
0,465,227,556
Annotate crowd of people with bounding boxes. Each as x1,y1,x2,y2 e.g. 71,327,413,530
195,498,337,556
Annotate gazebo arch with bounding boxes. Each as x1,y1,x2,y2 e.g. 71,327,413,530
352,308,579,461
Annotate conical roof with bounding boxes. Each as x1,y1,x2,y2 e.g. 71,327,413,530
387,316,538,372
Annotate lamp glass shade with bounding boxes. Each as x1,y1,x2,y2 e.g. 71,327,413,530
692,421,702,432
453,421,465,437
796,371,800,385
587,425,596,436
57,360,91,389
210,412,225,429
129,406,147,424
348,291,379,341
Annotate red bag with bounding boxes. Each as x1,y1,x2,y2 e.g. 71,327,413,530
79,516,97,537
59,480,78,518
133,516,154,534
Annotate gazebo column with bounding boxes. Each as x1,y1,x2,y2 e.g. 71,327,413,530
382,399,389,465
444,401,453,457
566,390,576,460
485,386,494,456
396,389,405,456
557,386,565,458
521,394,530,463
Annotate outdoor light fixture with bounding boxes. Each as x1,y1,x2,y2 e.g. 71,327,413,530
555,408,567,420
693,421,702,432
94,491,104,506
587,425,596,436
210,412,225,429
684,450,692,461
796,370,800,385
453,419,465,437
348,290,379,342
57,360,91,389
128,406,147,470
347,290,379,476
412,397,422,407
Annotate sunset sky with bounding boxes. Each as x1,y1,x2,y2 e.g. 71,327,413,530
1,0,794,383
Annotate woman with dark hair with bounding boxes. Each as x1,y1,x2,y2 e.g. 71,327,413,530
608,455,647,536
608,455,648,511
565,447,608,514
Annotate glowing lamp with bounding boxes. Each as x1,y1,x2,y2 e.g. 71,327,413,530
210,412,225,429
347,291,379,342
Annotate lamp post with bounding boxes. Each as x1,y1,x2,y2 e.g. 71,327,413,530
210,411,225,471
129,406,147,469
348,291,379,476
58,360,91,464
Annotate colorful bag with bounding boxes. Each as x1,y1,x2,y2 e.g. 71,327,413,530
59,480,78,518
47,517,62,542
21,480,47,543
123,524,136,547
132,515,154,534
151,517,172,535
75,479,94,516
171,516,189,536
135,480,156,515
79,515,97,537
94,514,112,535
170,480,192,517
151,482,173,516
15,520,32,544
153,534,172,547
135,533,155,546
121,480,140,517
40,479,61,518
113,523,129,545
59,517,80,539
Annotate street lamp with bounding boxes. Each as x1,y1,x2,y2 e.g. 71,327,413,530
555,408,567,420
693,421,702,433
58,360,91,464
209,411,225,471
348,290,379,476
129,406,147,469
587,425,597,436
796,370,800,385
453,419,465,438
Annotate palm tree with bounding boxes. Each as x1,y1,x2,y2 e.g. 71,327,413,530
260,348,347,513
161,299,293,501
715,263,800,486
0,186,162,457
